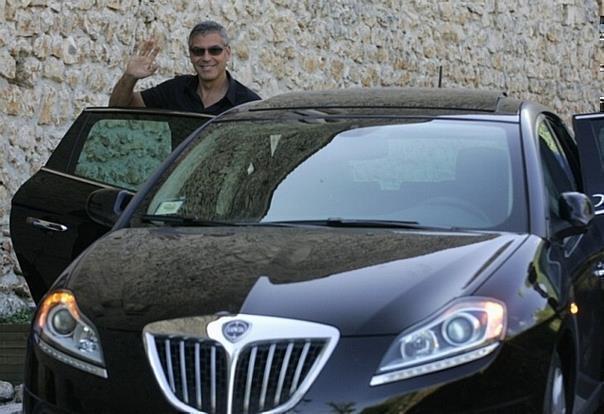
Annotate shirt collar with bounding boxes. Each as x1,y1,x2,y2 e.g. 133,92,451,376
188,71,237,105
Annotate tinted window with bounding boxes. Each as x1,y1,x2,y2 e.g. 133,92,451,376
140,118,526,231
537,118,577,221
74,119,171,190
583,118,604,175
545,116,582,190
71,112,209,190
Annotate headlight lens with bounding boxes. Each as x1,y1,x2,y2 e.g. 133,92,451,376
371,297,506,386
34,290,107,378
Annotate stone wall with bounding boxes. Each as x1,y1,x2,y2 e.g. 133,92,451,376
0,0,601,312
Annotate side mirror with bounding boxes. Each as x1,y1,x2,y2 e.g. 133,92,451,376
554,192,594,239
86,188,134,227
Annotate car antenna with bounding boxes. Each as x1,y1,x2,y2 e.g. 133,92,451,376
438,66,443,88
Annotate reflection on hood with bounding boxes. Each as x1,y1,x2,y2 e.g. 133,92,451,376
69,226,509,333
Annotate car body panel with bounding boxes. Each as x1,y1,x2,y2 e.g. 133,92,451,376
23,317,554,413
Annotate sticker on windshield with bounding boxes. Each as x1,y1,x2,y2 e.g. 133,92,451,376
270,134,281,157
155,200,184,215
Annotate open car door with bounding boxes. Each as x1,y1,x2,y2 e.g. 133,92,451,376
10,108,211,302
573,113,604,216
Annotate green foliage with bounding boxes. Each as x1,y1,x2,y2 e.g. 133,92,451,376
0,307,34,324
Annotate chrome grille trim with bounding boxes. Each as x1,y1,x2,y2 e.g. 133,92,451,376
165,338,175,392
143,314,340,414
195,342,202,410
211,345,217,413
180,341,188,403
243,346,257,414
290,341,310,396
258,343,276,411
274,342,294,406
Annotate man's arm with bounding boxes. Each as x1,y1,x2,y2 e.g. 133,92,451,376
109,74,145,107
109,39,160,107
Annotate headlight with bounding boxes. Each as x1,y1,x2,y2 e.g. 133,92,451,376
371,297,506,386
34,290,107,378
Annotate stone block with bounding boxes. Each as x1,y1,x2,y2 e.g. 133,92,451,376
330,58,344,79
0,380,15,402
36,7,56,34
2,85,24,115
32,33,50,58
15,8,36,36
62,36,79,64
37,87,56,125
0,49,15,78
0,291,28,319
4,0,15,20
75,0,94,9
14,384,23,403
42,56,64,81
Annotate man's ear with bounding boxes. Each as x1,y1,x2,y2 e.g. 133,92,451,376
225,45,232,61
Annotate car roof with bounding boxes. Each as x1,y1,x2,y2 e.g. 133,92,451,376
225,87,523,119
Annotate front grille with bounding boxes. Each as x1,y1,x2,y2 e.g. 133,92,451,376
144,314,340,414
232,340,325,413
154,336,228,413
152,336,326,414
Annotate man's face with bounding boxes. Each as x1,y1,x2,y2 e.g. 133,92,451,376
189,32,231,82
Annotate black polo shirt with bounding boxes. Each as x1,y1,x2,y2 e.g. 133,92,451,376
140,71,261,115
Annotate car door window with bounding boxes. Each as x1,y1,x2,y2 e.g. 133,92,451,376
74,119,172,190
66,111,211,191
546,117,583,189
537,117,578,227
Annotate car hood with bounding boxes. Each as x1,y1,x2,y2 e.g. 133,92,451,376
66,226,526,335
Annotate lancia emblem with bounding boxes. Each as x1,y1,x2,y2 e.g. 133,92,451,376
223,320,250,342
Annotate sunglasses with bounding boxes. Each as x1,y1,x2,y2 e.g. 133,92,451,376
189,46,225,57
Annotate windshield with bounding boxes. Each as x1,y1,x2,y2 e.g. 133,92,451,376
137,118,526,231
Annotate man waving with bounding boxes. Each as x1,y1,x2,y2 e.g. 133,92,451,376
109,20,261,115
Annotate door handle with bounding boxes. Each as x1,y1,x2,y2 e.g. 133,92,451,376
26,217,68,232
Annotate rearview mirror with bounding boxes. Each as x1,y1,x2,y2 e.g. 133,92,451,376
554,192,594,239
86,189,134,227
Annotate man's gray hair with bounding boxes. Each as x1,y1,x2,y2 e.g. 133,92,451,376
189,21,230,45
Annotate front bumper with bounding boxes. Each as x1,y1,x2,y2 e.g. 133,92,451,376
23,323,552,414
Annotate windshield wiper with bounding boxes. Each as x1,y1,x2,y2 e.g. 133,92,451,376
259,218,451,230
141,215,454,230
141,214,240,227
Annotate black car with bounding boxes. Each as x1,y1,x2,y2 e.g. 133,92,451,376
10,88,604,413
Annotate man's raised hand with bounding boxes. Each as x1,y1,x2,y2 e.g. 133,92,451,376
126,39,160,79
